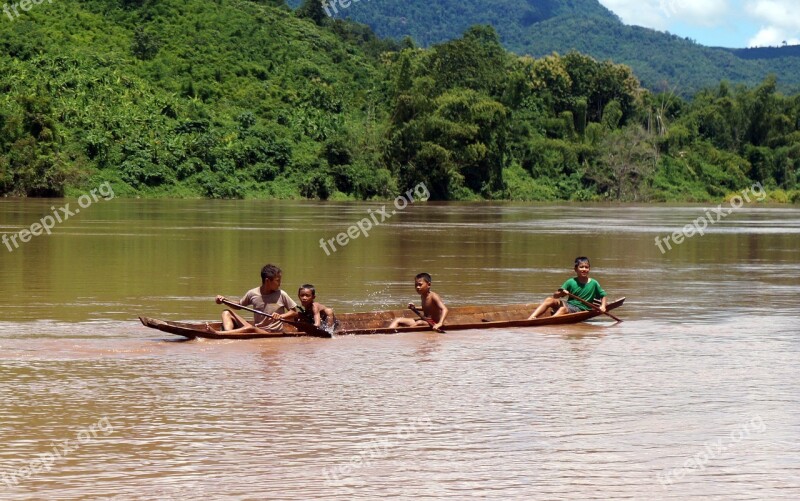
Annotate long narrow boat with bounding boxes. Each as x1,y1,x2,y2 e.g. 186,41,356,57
140,297,625,340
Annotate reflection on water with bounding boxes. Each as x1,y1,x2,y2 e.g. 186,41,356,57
1,200,799,498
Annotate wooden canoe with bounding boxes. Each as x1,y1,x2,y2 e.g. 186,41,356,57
140,297,624,340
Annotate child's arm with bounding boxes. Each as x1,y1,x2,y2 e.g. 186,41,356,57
268,291,299,322
592,280,607,312
270,308,299,322
431,292,448,330
553,287,570,298
323,305,335,328
313,303,322,327
265,309,297,328
269,293,298,322
216,294,256,314
216,294,244,307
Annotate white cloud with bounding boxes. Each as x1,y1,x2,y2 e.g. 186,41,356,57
599,1,668,29
598,0,729,29
747,27,800,47
599,0,800,47
746,1,800,31
659,0,729,25
745,1,800,46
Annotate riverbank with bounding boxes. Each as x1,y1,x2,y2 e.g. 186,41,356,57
55,173,800,203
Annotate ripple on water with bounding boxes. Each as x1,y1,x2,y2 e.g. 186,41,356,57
1,202,799,498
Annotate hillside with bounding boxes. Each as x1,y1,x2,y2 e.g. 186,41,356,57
724,45,800,60
2,0,798,202
291,0,616,47
518,14,800,95
1,0,398,198
297,0,800,95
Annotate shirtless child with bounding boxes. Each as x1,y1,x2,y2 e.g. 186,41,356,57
388,273,448,331
297,284,336,330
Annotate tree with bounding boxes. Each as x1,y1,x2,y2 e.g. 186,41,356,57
389,87,507,199
132,27,161,60
0,94,78,196
296,0,327,26
601,100,622,130
529,54,572,114
429,25,509,96
561,52,639,124
591,125,657,200
745,75,778,147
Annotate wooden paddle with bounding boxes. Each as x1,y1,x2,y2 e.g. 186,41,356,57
558,288,622,323
409,305,445,333
219,298,332,338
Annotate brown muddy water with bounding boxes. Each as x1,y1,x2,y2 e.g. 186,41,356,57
1,198,799,499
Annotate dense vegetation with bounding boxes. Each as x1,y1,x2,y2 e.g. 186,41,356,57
306,0,800,96
287,0,612,48
725,45,800,60
1,0,798,202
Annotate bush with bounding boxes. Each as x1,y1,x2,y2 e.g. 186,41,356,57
195,171,243,199
503,164,559,201
766,189,789,203
298,170,335,199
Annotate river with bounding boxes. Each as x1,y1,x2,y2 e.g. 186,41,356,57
1,198,799,499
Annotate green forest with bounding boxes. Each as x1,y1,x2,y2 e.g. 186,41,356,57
313,0,800,96
1,0,799,202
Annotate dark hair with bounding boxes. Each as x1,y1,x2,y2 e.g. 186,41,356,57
298,284,316,295
260,264,282,283
415,272,432,284
574,257,590,267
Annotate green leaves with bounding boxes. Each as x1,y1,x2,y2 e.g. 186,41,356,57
1,0,798,202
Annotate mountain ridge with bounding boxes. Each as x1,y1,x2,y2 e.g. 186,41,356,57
292,0,800,95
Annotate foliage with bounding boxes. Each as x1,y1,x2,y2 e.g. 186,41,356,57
296,0,800,96
589,125,657,200
0,0,798,203
296,0,327,26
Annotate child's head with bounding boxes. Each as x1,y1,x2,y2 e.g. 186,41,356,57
414,272,432,294
574,257,590,268
573,257,591,278
261,264,282,290
298,284,316,306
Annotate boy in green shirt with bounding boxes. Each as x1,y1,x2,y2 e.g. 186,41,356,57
528,257,607,319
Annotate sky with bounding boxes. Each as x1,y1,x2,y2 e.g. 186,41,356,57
597,0,800,48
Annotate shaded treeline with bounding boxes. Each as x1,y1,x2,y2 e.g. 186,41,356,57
1,0,798,202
